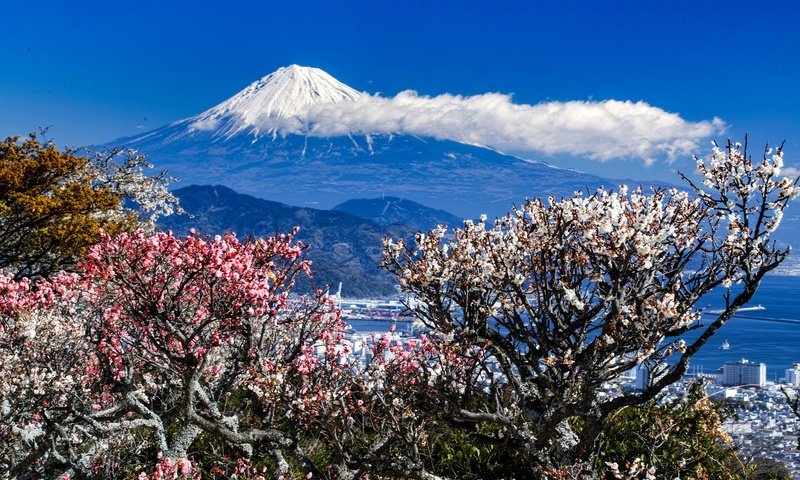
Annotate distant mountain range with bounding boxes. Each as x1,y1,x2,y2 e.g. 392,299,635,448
334,196,464,232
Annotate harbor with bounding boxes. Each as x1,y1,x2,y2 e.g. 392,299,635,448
330,283,415,321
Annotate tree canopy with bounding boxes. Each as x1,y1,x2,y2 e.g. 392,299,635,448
0,133,179,279
381,139,798,475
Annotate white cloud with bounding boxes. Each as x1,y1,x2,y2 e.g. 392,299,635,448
189,117,220,132
250,91,725,163
782,166,800,178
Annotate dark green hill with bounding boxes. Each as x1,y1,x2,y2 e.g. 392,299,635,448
159,185,414,297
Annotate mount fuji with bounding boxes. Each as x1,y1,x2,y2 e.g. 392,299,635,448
113,65,638,220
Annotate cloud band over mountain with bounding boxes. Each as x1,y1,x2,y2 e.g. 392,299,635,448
188,66,725,164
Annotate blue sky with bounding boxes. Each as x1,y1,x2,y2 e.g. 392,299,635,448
2,0,799,181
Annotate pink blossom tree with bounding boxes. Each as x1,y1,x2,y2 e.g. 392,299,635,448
0,229,352,478
381,139,799,474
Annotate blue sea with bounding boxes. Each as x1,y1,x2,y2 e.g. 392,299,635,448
685,275,800,379
347,275,800,380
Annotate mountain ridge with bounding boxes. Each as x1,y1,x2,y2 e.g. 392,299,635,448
158,184,416,298
334,196,465,232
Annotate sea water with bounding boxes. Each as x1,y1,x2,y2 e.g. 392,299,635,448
347,275,800,380
686,274,800,379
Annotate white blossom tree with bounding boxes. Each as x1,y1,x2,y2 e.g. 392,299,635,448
381,139,798,474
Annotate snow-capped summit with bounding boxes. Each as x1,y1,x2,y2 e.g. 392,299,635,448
188,65,360,137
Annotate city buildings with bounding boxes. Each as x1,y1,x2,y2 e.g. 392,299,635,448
634,362,668,391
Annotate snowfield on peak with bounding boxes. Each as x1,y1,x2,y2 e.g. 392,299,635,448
188,65,360,138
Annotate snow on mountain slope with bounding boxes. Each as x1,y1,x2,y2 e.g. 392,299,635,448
188,65,360,138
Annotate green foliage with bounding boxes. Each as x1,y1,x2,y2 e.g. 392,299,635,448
0,133,177,278
597,382,746,479
420,422,530,479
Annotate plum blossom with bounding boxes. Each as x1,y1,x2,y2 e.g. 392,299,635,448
382,138,796,472
0,229,350,478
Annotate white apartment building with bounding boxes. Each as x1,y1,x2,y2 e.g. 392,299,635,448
786,363,800,387
723,358,767,387
634,362,667,391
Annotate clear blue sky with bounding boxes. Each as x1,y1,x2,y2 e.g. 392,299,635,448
2,0,799,181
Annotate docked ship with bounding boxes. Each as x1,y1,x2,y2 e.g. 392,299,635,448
708,304,765,315
330,283,415,321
